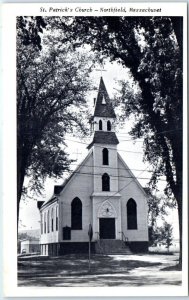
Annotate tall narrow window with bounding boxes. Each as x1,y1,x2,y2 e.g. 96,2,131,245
71,197,82,229
56,206,58,231
102,173,110,191
47,210,50,233
41,213,43,234
102,148,109,165
127,198,137,229
51,208,54,232
99,120,103,130
107,120,111,131
44,212,46,234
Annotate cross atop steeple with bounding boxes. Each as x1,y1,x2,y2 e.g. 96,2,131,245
95,66,107,77
95,60,107,77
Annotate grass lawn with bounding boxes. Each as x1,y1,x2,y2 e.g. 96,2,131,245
18,253,181,287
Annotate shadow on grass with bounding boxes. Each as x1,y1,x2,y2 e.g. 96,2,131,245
161,264,181,271
17,254,181,287
18,273,182,288
18,254,162,276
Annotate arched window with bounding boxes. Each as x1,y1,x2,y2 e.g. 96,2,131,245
102,148,109,165
71,197,82,229
51,208,54,232
127,198,137,229
102,173,110,191
99,120,103,130
56,206,58,231
107,120,111,131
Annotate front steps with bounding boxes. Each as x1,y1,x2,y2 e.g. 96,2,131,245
95,239,132,255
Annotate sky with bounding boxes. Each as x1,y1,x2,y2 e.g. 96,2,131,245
18,60,179,239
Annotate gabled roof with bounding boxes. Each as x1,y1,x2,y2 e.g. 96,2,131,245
53,149,92,196
94,77,116,118
40,150,93,209
87,131,119,149
40,196,58,210
117,153,148,197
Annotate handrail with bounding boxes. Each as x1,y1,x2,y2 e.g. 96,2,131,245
95,232,100,240
119,231,128,242
95,232,104,254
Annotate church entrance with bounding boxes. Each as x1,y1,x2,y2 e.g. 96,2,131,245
99,218,115,239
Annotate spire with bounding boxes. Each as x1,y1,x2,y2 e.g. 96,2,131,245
88,77,119,150
94,77,116,118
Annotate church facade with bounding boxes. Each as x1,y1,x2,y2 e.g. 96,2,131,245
37,78,149,256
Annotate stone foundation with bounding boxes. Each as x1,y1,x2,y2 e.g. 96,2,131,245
40,240,148,256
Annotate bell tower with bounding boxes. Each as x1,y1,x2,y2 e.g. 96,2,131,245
88,77,119,194
89,77,122,240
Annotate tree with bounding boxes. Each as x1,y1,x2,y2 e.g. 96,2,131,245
145,188,175,247
54,16,182,267
160,222,173,252
147,192,167,247
17,29,94,227
17,16,47,50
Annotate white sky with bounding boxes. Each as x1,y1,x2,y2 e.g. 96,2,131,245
18,60,179,239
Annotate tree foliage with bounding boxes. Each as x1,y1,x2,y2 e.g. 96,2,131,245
17,22,94,224
17,16,47,50
148,222,173,251
159,221,173,251
146,188,175,247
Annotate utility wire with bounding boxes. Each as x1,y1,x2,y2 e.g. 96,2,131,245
99,165,155,204
65,138,143,153
65,127,182,150
61,169,167,182
68,162,154,173
43,166,154,210
72,165,153,208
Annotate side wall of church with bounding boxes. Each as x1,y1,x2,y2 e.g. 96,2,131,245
58,152,94,242
40,201,59,255
118,156,149,242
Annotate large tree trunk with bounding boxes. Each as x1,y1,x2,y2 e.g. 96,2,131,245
17,128,31,231
177,199,182,267
171,146,182,269
133,72,183,268
17,153,26,231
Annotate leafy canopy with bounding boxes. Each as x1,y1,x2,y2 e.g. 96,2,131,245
17,28,95,198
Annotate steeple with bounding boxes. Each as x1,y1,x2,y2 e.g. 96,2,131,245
88,77,119,149
94,77,116,118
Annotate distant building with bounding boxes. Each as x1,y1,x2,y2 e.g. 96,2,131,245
20,238,40,254
37,77,149,256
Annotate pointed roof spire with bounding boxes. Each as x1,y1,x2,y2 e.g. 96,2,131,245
94,77,116,118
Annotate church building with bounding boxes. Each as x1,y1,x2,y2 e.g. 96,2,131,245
37,77,149,256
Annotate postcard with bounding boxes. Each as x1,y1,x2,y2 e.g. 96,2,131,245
2,2,188,297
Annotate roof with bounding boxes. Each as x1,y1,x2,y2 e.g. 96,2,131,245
40,196,58,210
117,153,148,197
87,131,119,149
40,150,93,206
94,77,116,118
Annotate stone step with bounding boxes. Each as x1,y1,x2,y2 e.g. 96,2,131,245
95,239,132,255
